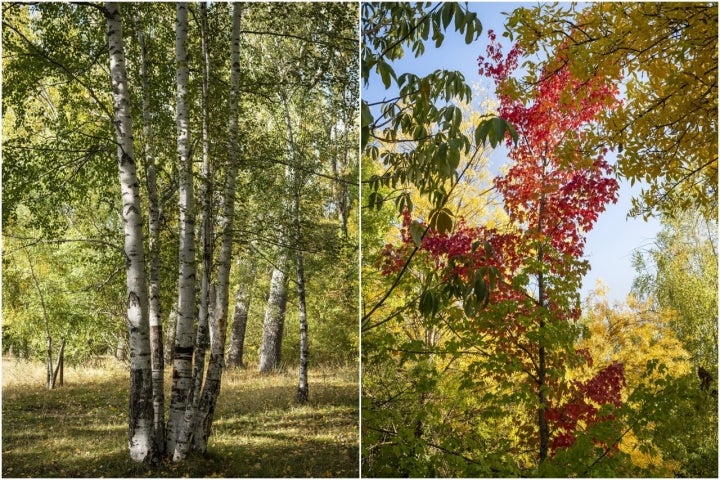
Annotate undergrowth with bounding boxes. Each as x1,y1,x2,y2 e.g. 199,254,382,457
1,356,359,478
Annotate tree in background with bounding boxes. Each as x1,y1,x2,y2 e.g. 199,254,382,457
632,211,718,373
629,211,718,477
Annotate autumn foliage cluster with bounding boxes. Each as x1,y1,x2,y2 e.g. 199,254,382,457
379,31,626,459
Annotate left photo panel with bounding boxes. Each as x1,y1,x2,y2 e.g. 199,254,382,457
1,2,360,477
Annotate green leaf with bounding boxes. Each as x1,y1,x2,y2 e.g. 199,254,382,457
484,240,492,258
361,100,373,128
368,191,383,210
376,60,396,89
464,21,474,44
418,290,437,317
454,6,465,32
473,275,488,306
429,208,453,234
475,119,492,146
441,4,453,30
361,101,373,150
434,31,445,48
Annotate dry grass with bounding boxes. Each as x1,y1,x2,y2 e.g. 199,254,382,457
1,356,359,477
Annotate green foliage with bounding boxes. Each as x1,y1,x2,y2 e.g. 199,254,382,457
625,372,718,478
2,3,116,233
632,211,718,372
361,1,515,215
2,206,126,364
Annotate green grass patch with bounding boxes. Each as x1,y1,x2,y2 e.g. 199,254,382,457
2,357,359,477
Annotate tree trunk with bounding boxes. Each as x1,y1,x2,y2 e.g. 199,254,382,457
51,338,65,387
46,335,54,390
227,258,256,369
105,1,154,463
193,3,244,452
164,308,177,365
282,93,309,402
167,2,196,458
295,246,309,403
132,9,165,456
172,1,215,461
25,249,54,389
329,119,350,238
116,336,127,362
258,256,289,373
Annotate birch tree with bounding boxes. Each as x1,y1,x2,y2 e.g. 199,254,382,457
192,2,244,453
227,257,257,368
259,254,290,372
2,1,359,466
166,2,196,457
131,8,165,455
105,1,154,463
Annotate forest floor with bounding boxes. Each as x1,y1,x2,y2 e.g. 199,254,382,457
1,356,359,477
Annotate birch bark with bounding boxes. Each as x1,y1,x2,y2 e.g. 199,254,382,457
282,94,309,402
258,256,289,373
166,2,196,457
227,258,256,368
173,3,212,460
105,1,154,463
132,9,165,456
194,3,244,452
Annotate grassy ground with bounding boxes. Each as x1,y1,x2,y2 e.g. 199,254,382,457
1,356,359,477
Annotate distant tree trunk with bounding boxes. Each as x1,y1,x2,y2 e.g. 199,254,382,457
295,243,309,403
537,194,549,464
105,1,155,463
116,336,127,361
46,336,53,389
25,249,54,390
51,338,65,387
227,258,256,368
258,255,289,373
132,9,165,456
164,308,177,365
167,2,196,458
282,93,309,402
329,118,350,238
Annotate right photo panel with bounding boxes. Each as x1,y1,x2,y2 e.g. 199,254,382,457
361,2,718,477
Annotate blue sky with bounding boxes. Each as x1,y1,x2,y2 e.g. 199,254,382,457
363,2,662,304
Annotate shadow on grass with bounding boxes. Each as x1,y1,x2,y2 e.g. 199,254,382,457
2,368,358,478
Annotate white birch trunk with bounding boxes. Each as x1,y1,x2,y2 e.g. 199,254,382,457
167,2,196,457
227,257,257,368
105,2,154,463
295,224,309,403
194,3,244,452
164,307,177,365
132,9,165,456
281,94,310,401
173,2,212,460
258,256,289,373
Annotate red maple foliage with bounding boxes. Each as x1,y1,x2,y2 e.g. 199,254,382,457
378,31,626,457
546,362,626,453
